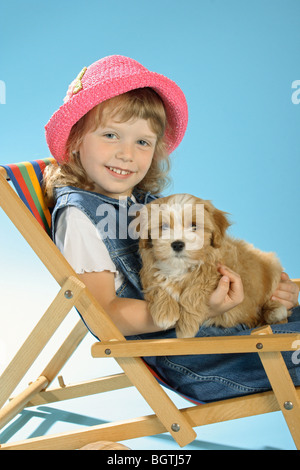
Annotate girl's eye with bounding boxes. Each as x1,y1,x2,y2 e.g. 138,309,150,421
104,133,117,139
137,140,149,147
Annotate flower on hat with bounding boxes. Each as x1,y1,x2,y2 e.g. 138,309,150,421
63,66,87,103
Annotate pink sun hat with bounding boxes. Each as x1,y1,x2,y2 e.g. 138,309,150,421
45,55,188,163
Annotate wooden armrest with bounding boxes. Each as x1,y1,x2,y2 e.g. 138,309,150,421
91,332,300,358
291,278,300,289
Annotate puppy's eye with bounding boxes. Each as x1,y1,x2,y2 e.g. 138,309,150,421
190,222,198,231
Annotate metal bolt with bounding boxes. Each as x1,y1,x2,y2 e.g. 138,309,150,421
64,290,73,299
105,349,111,356
171,423,180,432
284,401,294,410
256,342,263,350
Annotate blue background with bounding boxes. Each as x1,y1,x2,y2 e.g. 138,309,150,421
0,0,299,449
1,0,299,275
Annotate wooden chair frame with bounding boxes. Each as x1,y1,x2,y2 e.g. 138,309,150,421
0,163,299,450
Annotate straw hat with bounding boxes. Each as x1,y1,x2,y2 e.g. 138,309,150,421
45,55,188,163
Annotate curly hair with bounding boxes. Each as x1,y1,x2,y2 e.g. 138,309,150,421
43,88,171,206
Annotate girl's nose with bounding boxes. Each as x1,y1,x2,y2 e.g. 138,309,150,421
115,143,134,161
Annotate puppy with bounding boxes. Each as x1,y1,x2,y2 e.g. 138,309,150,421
139,194,289,338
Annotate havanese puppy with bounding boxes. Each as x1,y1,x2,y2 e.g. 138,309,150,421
139,194,289,338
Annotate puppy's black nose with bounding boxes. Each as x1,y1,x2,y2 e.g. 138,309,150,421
171,240,185,252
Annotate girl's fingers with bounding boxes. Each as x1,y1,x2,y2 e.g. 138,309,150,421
273,272,299,308
217,264,244,303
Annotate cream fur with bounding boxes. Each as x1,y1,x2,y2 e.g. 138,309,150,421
139,194,289,338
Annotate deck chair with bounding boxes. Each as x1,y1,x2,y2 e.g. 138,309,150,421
0,158,300,450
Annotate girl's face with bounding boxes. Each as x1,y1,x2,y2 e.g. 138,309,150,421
79,116,157,198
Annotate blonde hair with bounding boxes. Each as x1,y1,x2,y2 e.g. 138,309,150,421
43,88,171,205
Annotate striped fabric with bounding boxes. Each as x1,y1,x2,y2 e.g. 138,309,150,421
0,158,57,235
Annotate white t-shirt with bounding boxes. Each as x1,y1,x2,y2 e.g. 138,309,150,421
54,206,124,290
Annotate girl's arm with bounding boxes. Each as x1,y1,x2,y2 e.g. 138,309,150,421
79,265,246,336
78,270,162,336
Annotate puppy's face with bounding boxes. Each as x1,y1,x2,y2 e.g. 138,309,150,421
139,194,230,270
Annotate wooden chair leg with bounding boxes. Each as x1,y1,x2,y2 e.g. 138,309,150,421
0,276,85,410
79,441,131,450
0,376,49,429
75,294,197,448
251,326,300,449
40,319,88,386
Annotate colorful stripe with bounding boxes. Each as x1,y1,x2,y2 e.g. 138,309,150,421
0,158,57,235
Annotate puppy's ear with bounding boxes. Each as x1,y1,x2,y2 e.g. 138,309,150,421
211,208,231,248
139,233,152,250
139,205,152,249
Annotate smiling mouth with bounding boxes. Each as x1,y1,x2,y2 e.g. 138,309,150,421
106,166,134,176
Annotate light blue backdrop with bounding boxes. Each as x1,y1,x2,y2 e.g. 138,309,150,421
0,0,299,450
1,0,299,277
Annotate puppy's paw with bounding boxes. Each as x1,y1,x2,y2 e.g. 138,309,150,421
149,298,180,330
175,311,201,338
176,325,198,338
151,307,179,329
264,305,288,324
154,316,178,330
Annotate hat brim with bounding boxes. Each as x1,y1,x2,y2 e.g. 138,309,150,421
45,70,188,163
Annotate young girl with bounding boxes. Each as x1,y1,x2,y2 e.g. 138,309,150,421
44,55,300,403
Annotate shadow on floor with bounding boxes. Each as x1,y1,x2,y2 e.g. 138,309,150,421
0,405,281,450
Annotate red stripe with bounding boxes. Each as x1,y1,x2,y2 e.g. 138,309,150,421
37,159,46,173
9,164,45,228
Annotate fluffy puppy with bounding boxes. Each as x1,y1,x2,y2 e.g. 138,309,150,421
139,194,289,338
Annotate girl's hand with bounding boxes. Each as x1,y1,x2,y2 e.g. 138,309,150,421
208,264,244,317
271,272,299,310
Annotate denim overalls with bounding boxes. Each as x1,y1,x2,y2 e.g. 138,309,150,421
52,185,157,300
52,186,300,403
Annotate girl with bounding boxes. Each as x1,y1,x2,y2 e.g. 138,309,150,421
44,55,299,403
